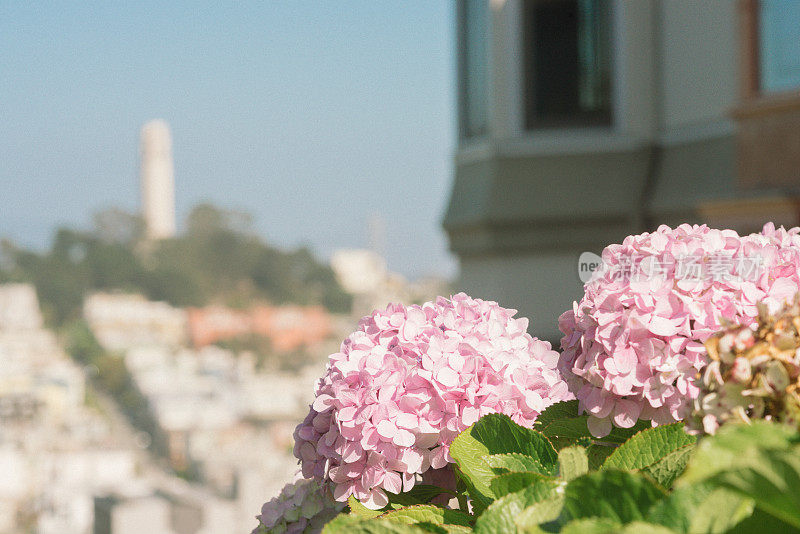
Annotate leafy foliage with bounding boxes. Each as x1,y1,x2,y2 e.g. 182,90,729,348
380,506,473,527
679,421,800,530
557,446,588,482
534,400,651,449
484,453,549,476
561,469,666,523
645,484,754,533
474,483,561,534
449,414,558,511
601,424,696,488
489,475,558,500
322,403,800,533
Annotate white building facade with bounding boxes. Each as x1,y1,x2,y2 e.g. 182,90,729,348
445,0,800,341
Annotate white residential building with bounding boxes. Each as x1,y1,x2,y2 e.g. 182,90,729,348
84,293,187,351
446,0,800,341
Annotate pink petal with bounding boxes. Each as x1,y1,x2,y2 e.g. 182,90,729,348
341,441,364,463
395,412,418,429
461,405,481,426
382,471,403,494
338,406,357,422
613,347,637,374
333,482,354,502
312,394,334,413
436,367,459,388
430,446,449,469
648,316,680,336
400,448,424,472
363,488,389,510
376,420,397,440
612,399,641,428
448,352,465,372
360,426,380,449
587,416,612,438
769,277,798,304
392,428,416,447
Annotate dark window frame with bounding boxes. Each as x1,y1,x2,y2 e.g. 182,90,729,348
522,0,614,130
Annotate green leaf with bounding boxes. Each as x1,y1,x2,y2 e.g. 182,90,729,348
679,421,796,485
618,522,676,534
324,513,432,533
466,414,559,468
558,446,589,481
586,444,614,471
646,483,754,533
603,421,655,445
323,514,363,533
561,519,674,534
601,423,696,487
485,453,548,475
474,483,563,534
414,524,473,534
559,518,621,534
534,400,580,429
490,473,558,498
349,495,383,518
562,469,667,524
686,488,754,534
536,416,591,450
389,485,457,507
642,443,695,489
678,421,800,529
450,414,558,511
514,495,565,532
644,483,708,532
379,505,473,527
537,415,650,450
727,507,800,534
709,448,800,528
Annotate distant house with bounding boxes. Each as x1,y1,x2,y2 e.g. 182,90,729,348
444,0,800,341
186,304,332,353
84,293,188,351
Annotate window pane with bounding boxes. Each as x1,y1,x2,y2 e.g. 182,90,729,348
460,0,489,138
524,0,612,128
760,0,800,93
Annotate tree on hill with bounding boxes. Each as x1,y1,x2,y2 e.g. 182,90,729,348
0,204,351,326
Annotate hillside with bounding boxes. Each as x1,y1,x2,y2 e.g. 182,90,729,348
0,204,352,325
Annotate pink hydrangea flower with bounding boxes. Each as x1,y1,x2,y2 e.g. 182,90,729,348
559,223,800,437
294,293,572,508
252,476,344,534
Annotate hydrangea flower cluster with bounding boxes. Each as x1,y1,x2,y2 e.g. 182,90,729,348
252,476,344,534
294,293,572,508
559,223,800,437
688,298,800,435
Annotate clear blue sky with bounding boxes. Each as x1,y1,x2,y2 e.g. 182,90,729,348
0,2,456,279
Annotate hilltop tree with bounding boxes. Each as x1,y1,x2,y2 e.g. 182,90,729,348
0,203,352,326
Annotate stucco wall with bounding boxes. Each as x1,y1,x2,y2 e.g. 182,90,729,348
446,0,743,340
659,0,738,129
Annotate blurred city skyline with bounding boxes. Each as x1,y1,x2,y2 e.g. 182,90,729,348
0,2,457,280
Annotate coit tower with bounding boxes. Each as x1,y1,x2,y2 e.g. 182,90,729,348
140,119,176,240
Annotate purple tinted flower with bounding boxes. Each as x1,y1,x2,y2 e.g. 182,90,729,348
252,476,344,534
